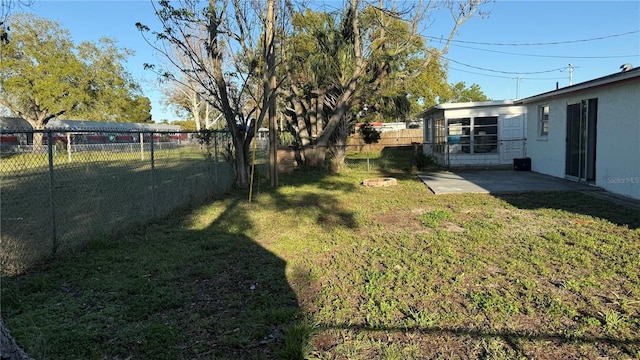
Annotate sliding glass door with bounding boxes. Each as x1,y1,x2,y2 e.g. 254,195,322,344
565,99,597,182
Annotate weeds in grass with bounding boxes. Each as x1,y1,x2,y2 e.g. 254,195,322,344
277,320,316,360
480,337,524,360
599,309,625,333
469,290,520,315
417,209,453,228
403,307,436,328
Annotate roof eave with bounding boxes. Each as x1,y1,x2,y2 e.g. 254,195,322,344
517,69,640,104
417,100,518,118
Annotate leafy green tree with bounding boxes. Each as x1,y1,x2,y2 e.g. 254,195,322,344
0,13,151,143
1,14,87,133
440,81,490,103
1,0,33,43
70,38,152,123
282,8,355,169
282,0,489,170
169,119,197,131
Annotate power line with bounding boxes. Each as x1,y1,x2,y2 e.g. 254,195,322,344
442,56,568,75
448,66,567,80
448,43,639,59
424,30,640,46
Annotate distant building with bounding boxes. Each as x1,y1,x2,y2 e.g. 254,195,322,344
0,118,184,151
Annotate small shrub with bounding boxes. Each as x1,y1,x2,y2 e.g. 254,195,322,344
194,129,215,159
415,152,434,170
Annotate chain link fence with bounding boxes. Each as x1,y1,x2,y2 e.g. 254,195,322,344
342,143,420,171
1,129,235,275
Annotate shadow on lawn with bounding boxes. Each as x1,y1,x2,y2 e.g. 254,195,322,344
496,191,640,230
171,197,305,359
1,195,304,359
316,323,639,357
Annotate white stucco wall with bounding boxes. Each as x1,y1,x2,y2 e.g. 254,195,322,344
525,99,568,178
595,81,640,199
526,80,640,200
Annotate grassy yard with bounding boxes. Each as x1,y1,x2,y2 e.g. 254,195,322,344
2,152,639,359
1,146,234,274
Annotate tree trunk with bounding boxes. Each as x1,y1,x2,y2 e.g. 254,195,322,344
303,145,326,170
207,3,250,188
288,86,312,147
235,146,250,188
191,92,201,132
328,113,351,173
330,146,346,173
266,0,277,187
32,131,44,148
1,320,35,360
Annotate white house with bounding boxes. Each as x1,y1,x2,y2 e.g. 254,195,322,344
517,67,640,200
418,100,527,167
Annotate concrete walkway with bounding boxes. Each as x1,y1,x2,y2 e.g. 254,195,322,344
418,170,600,195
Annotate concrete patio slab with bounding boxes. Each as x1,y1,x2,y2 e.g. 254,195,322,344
418,170,600,195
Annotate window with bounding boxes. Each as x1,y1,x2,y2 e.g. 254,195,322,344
447,117,497,154
434,118,446,153
448,118,471,153
473,116,498,153
539,105,549,137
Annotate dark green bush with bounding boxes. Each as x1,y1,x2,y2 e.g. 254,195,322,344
415,152,434,170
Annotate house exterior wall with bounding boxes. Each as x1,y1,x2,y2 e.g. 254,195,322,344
422,104,527,167
526,80,640,200
525,98,568,178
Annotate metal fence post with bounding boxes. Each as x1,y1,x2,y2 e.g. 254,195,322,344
150,131,155,218
214,132,219,190
66,132,72,163
140,131,144,161
46,130,58,254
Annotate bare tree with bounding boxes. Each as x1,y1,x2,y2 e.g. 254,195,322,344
138,0,282,188
159,38,220,131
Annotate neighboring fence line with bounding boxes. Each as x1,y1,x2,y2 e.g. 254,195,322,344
347,129,424,152
0,129,235,275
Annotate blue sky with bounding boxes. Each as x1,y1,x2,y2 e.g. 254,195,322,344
26,0,640,122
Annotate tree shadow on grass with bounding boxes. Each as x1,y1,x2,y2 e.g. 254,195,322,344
495,191,640,230
314,323,640,358
1,196,307,359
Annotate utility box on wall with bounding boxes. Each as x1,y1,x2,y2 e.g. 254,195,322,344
513,157,531,171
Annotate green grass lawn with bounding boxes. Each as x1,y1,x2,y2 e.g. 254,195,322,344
2,155,639,359
1,146,234,274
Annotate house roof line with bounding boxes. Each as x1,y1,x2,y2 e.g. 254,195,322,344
0,117,181,132
515,67,640,104
416,99,522,118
